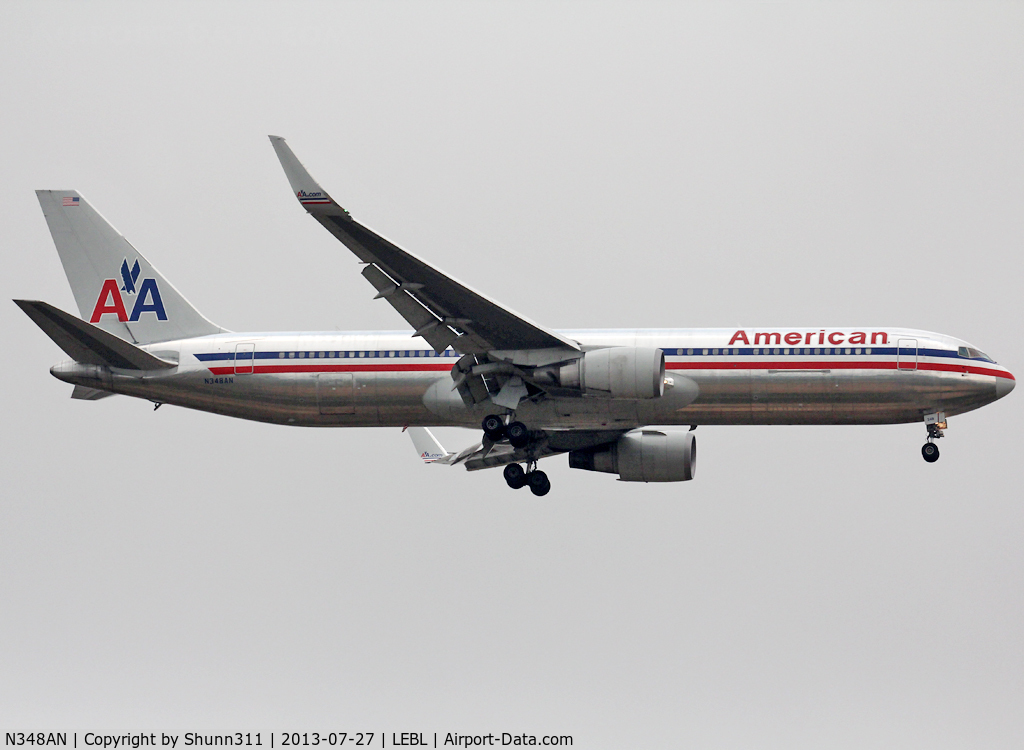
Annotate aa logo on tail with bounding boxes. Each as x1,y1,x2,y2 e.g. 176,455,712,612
90,258,167,323
120,259,141,294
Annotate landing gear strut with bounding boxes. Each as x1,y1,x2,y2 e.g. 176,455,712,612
922,412,946,463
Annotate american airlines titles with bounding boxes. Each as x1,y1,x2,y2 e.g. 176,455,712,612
727,330,889,346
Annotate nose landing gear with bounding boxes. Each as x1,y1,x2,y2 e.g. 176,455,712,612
922,412,946,463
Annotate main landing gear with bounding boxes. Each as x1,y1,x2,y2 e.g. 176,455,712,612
482,414,531,448
485,414,550,495
504,462,550,496
922,412,946,463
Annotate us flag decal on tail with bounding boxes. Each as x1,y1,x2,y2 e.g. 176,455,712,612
62,196,79,206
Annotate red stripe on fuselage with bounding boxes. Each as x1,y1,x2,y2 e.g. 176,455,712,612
206,363,453,376
204,360,1013,380
666,360,1013,379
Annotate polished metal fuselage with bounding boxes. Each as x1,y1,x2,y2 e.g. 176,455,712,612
51,327,1013,430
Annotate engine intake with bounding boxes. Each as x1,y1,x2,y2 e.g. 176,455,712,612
569,430,696,482
557,347,665,399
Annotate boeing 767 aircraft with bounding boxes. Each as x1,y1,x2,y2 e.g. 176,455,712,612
16,137,1015,495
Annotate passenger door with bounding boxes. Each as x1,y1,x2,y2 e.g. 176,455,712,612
234,342,255,375
897,338,918,371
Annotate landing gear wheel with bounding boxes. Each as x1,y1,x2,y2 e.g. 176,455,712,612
922,443,940,463
526,470,551,496
504,463,527,489
482,414,506,441
506,421,530,448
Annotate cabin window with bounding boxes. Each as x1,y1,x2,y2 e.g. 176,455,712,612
855,348,862,355
866,348,872,355
687,349,693,355
279,352,285,359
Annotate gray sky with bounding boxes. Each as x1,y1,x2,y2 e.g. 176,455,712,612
2,2,1023,746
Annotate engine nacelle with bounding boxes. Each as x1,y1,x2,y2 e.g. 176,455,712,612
568,430,696,482
557,347,665,399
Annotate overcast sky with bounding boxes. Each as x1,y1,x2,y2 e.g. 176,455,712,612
2,2,1023,746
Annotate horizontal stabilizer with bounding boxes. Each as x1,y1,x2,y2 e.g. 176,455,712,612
14,300,177,371
71,385,116,400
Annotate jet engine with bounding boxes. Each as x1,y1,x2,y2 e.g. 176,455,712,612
568,429,696,482
554,347,665,399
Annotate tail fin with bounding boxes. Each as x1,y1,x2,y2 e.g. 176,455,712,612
36,190,223,344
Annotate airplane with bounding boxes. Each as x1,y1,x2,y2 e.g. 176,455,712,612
16,137,1015,496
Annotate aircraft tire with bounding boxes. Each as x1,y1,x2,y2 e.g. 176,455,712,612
507,421,530,448
527,470,551,496
482,414,506,441
504,463,527,489
922,443,940,462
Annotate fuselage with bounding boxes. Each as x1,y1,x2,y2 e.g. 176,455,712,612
50,326,1015,431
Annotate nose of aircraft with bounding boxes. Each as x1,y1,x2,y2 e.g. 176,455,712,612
996,373,1015,400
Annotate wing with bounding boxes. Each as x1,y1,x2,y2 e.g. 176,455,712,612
269,136,580,358
404,426,629,472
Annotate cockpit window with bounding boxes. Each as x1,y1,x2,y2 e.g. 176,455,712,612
959,346,995,363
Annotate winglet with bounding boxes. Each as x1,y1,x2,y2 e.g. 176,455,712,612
406,427,454,464
268,135,346,215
